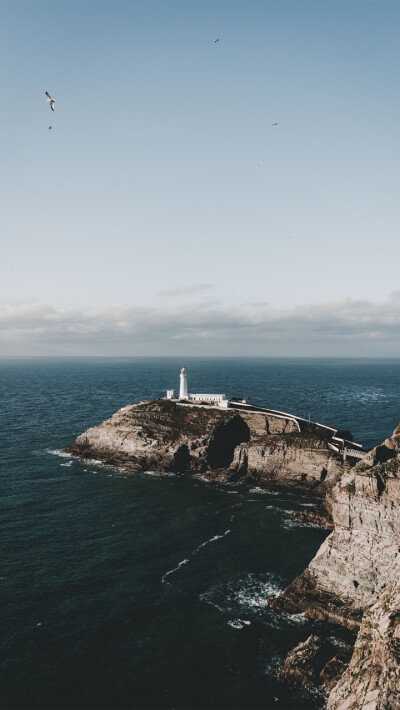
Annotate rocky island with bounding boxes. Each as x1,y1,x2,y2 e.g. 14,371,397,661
63,398,353,501
63,372,400,709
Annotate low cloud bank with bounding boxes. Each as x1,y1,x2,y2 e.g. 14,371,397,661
1,295,400,356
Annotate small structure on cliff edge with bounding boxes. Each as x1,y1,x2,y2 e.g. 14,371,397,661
166,367,229,407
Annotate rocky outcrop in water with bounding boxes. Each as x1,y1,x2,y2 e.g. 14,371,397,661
327,585,400,709
278,635,351,691
63,399,347,496
272,424,400,709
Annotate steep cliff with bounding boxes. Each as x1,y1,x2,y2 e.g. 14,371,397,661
63,399,347,496
327,584,400,710
272,425,400,708
271,425,400,628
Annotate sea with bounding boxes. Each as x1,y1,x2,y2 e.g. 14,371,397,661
1,357,399,710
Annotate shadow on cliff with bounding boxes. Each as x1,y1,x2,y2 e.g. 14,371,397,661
206,416,250,470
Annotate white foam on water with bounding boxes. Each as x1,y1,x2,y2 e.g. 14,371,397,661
282,518,321,530
163,528,232,583
161,558,189,584
200,573,284,617
328,635,351,649
192,474,213,484
251,488,280,496
280,611,308,626
47,448,73,459
195,529,231,552
60,461,73,467
233,580,281,610
228,619,251,629
264,505,297,516
144,471,176,478
263,654,282,679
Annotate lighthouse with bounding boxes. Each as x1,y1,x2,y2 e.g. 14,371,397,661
179,367,188,399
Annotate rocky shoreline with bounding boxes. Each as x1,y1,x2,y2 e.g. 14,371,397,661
63,399,400,709
271,424,400,709
63,398,349,498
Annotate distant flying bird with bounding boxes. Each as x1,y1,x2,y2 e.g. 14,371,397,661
214,38,219,43
257,162,263,167
45,91,55,111
48,126,52,130
272,122,279,126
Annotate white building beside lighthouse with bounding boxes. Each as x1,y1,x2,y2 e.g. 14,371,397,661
166,367,229,407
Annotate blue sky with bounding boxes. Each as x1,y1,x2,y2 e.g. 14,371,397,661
1,0,400,355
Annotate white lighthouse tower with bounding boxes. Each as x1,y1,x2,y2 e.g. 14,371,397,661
179,367,188,399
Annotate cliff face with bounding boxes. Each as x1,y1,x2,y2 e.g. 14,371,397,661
271,425,400,629
327,584,400,710
230,433,343,495
271,425,400,708
63,399,346,496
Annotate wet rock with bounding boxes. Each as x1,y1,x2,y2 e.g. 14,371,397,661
278,635,345,689
289,502,334,530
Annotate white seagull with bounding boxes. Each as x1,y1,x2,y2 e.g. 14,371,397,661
45,91,55,111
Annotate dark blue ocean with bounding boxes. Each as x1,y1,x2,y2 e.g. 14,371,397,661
1,357,399,710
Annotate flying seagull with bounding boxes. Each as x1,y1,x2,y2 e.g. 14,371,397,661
45,91,55,111
48,126,52,130
272,122,279,126
257,162,263,167
214,38,219,43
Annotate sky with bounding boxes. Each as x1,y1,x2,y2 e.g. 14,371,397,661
1,0,400,356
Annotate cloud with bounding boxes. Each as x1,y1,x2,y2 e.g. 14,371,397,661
1,296,400,356
159,283,213,297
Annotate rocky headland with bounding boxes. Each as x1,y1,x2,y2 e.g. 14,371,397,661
271,424,400,709
63,399,400,708
63,399,349,500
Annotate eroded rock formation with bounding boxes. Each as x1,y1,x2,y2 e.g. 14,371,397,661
278,635,351,691
272,425,400,709
63,399,347,497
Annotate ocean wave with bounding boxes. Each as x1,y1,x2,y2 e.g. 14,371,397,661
228,619,251,629
161,529,231,584
195,529,231,552
264,505,297,516
280,611,308,626
200,573,283,617
143,471,177,478
161,558,189,584
192,474,213,484
282,518,321,530
46,448,73,459
250,487,281,496
335,387,385,404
